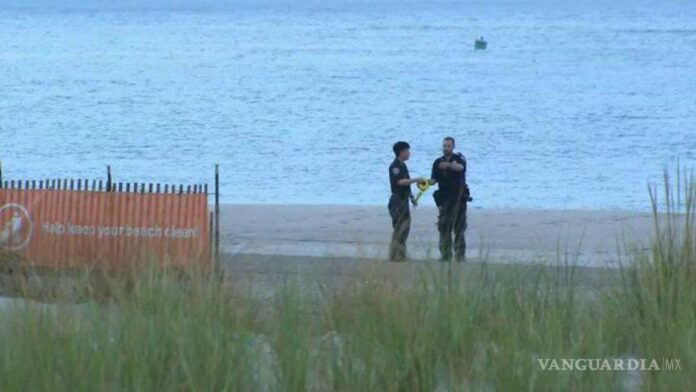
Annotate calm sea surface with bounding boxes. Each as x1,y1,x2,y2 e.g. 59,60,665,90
1,0,695,209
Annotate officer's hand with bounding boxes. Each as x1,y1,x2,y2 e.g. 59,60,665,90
415,177,428,186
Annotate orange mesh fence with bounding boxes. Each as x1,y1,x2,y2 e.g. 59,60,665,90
0,187,210,268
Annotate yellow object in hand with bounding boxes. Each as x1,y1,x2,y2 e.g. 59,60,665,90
414,180,431,203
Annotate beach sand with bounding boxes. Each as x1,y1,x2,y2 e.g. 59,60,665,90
220,204,655,268
0,204,654,302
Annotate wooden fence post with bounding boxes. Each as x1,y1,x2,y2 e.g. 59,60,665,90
106,165,112,192
209,211,214,257
214,164,220,269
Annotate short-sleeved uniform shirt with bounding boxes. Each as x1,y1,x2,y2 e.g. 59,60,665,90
389,158,412,199
431,153,467,201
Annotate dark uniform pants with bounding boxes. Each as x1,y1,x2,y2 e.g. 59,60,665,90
438,198,467,261
388,195,410,261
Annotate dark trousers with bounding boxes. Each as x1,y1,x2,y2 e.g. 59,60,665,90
388,195,410,261
438,198,467,261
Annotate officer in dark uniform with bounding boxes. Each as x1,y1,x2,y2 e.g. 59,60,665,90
429,136,471,262
388,141,427,262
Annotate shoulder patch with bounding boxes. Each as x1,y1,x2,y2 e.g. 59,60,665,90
392,167,400,175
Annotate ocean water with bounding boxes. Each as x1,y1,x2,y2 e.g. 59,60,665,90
1,0,695,209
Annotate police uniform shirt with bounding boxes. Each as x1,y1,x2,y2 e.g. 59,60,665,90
431,153,467,199
389,158,412,198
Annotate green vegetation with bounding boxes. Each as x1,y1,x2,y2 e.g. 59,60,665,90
0,172,694,391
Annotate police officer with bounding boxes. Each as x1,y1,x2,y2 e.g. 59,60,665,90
388,141,427,262
429,136,471,262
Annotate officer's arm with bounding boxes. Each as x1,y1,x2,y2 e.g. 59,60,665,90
450,158,465,172
397,178,421,186
450,162,464,172
429,160,439,185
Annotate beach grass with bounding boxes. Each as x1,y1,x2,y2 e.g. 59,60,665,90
0,172,694,391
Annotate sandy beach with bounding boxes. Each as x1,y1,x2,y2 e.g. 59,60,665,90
219,204,655,268
0,204,656,301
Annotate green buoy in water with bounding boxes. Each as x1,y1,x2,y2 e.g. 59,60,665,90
475,37,487,50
